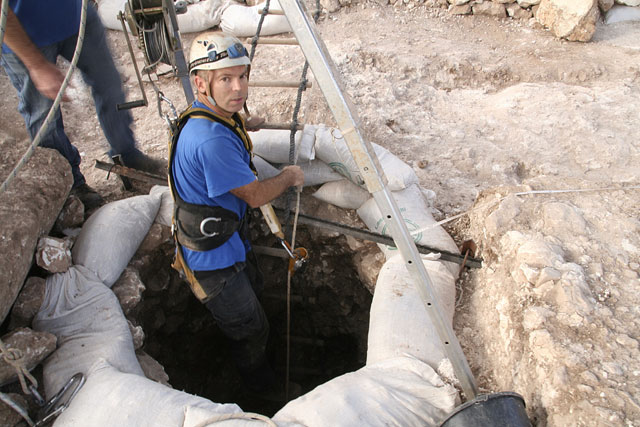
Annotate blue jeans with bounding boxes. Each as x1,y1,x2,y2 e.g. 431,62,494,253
197,251,271,385
1,3,138,187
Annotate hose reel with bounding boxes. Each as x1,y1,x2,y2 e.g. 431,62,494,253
116,0,194,111
124,0,187,70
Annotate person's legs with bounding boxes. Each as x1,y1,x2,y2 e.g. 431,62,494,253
59,3,139,160
202,265,272,389
1,46,85,187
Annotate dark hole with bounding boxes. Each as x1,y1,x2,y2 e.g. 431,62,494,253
134,225,373,416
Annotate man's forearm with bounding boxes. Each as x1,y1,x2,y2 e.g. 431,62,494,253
231,166,303,208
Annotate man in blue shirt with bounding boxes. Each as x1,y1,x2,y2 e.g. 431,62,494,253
1,0,163,209
171,31,303,397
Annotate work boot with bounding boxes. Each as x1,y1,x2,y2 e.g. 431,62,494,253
118,150,166,176
70,183,104,211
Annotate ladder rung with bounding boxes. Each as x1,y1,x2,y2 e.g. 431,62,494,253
254,122,304,131
243,37,298,45
249,80,312,89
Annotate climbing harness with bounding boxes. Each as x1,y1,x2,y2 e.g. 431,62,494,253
167,107,256,301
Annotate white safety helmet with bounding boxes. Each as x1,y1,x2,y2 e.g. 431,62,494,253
189,32,250,75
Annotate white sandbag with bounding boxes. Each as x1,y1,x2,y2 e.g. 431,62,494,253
274,355,458,426
313,124,419,191
220,1,291,37
605,4,640,24
253,155,281,181
299,159,344,187
366,255,456,370
357,183,459,273
250,125,315,164
150,185,173,227
72,194,161,288
312,179,371,210
33,266,144,398
98,0,230,33
54,359,253,427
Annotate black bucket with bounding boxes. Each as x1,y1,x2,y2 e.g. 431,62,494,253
439,392,531,427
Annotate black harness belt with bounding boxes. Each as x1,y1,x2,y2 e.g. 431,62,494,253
168,107,255,252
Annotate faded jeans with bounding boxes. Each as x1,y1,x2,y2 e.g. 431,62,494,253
195,251,272,387
1,3,137,187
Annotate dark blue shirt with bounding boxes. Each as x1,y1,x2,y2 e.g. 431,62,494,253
2,0,81,53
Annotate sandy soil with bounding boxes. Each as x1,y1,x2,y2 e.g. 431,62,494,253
1,2,639,426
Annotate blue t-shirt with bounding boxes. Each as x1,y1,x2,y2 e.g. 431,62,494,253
173,102,256,271
2,0,81,53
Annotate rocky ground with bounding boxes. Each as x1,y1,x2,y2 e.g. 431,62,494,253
1,0,639,425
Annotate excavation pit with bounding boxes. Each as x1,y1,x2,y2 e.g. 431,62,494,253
132,213,374,416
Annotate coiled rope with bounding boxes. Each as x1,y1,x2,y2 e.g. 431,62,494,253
0,0,89,195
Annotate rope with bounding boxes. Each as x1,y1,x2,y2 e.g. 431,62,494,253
249,0,320,398
285,189,301,400
191,411,277,426
0,0,89,195
0,338,40,401
410,184,640,236
249,0,271,61
0,392,34,427
0,0,9,59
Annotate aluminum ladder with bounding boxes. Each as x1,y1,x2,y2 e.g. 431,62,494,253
277,0,479,400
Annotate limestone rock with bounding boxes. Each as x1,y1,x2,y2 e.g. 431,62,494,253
53,194,84,233
536,0,599,42
598,0,614,11
507,3,534,18
0,328,56,385
0,142,73,324
35,236,72,273
522,306,554,330
518,0,540,6
9,277,46,329
450,4,472,14
138,223,171,253
128,320,145,350
112,267,146,315
615,0,640,5
485,194,522,236
447,0,471,4
354,247,385,294
514,239,564,268
136,350,171,386
542,201,588,237
320,0,341,13
472,1,507,16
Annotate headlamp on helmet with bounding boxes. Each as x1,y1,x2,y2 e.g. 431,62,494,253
189,32,251,75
